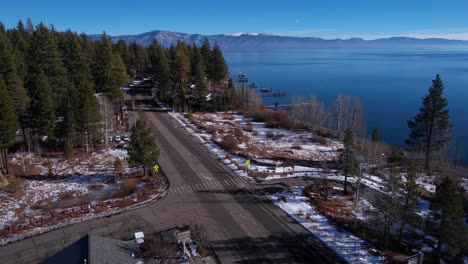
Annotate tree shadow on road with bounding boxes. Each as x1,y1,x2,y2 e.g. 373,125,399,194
210,233,345,264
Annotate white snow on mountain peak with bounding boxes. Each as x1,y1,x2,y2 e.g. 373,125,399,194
225,32,260,37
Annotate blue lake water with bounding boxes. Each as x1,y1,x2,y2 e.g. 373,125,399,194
224,49,468,164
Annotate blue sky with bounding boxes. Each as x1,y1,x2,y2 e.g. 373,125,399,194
2,0,468,39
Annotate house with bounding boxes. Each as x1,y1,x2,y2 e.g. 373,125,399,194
43,235,144,264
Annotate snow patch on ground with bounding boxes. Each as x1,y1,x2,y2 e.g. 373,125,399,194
270,187,384,263
1,148,138,230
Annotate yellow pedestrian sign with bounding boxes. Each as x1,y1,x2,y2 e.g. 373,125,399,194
245,159,251,166
153,164,159,172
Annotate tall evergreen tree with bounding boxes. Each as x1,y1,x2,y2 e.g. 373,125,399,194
29,70,55,138
128,117,160,175
27,22,69,120
58,31,101,145
210,42,228,83
114,39,131,73
128,42,148,75
174,41,191,111
0,28,29,131
25,17,35,35
201,38,212,78
148,40,171,100
7,20,30,80
431,177,467,263
371,127,382,142
398,163,419,243
339,128,359,194
406,74,452,169
112,53,130,125
190,44,208,111
93,34,115,97
0,78,19,175
92,34,129,102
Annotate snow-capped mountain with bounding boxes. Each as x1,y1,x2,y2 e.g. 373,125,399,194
89,30,468,51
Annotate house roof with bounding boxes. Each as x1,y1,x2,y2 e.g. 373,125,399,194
89,235,140,264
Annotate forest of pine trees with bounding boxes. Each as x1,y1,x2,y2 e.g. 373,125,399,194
0,19,230,159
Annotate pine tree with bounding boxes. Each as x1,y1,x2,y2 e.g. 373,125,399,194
339,128,359,194
114,39,131,72
27,22,70,123
201,38,213,78
371,127,381,142
92,34,129,102
25,17,35,35
190,44,206,82
0,78,19,175
0,28,29,133
190,44,208,111
128,42,148,75
377,169,403,250
29,70,55,138
174,42,191,111
210,42,227,83
59,31,101,146
128,118,160,175
8,20,30,80
406,74,452,169
93,34,117,99
398,163,419,243
149,40,171,100
432,177,467,262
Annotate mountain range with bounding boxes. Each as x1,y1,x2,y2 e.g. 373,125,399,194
90,30,468,51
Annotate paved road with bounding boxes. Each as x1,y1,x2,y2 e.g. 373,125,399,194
0,96,344,264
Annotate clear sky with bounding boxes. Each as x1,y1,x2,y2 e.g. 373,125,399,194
2,0,468,40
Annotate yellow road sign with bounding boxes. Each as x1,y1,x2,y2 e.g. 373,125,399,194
245,159,251,166
153,164,159,172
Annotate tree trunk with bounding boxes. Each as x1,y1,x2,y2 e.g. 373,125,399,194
120,100,124,129
3,148,9,175
344,173,348,194
21,125,28,150
0,148,4,174
435,237,442,263
425,99,436,169
398,193,410,243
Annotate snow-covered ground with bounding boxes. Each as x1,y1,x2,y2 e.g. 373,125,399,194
168,112,449,220
1,148,138,230
270,187,384,263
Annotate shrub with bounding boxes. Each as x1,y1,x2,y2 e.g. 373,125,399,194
58,190,78,200
291,144,303,150
206,125,217,135
118,178,138,197
244,121,253,132
219,134,238,152
233,128,244,139
244,108,272,122
192,224,209,248
114,158,124,175
310,135,328,146
31,199,56,212
88,182,105,191
265,109,292,129
265,131,275,139
139,236,168,259
64,141,74,158
5,177,23,194
274,133,284,140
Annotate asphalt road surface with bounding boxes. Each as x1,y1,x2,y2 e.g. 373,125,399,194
0,95,344,264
